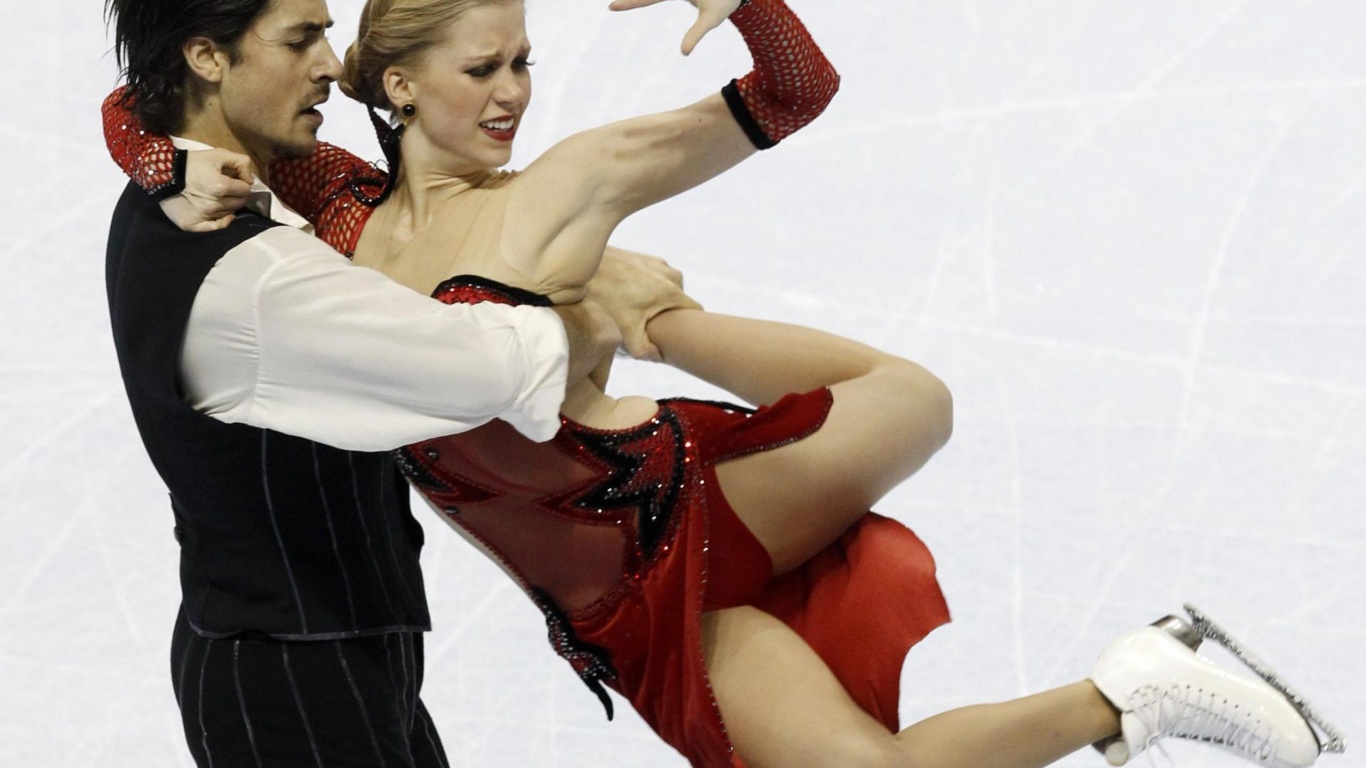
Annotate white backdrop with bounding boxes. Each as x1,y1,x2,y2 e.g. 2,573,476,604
2,1,1363,766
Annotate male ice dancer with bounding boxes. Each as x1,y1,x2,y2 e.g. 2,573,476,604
102,0,691,764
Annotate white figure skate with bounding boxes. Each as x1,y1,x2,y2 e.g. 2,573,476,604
1090,604,1344,767
1182,604,1347,756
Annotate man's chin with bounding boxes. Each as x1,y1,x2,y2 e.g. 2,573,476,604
276,135,321,159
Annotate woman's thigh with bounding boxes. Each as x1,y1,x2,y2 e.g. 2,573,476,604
715,371,950,573
702,605,902,768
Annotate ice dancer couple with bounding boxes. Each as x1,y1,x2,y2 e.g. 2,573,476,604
102,0,1343,765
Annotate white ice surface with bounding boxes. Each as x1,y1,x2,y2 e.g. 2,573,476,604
1,1,1363,766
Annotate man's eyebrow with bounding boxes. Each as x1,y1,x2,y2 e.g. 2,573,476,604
285,19,335,34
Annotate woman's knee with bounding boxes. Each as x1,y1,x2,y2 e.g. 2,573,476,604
876,358,954,452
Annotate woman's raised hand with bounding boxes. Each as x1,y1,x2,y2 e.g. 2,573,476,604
608,0,744,55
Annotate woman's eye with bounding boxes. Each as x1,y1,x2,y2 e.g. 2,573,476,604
467,66,494,78
512,58,535,72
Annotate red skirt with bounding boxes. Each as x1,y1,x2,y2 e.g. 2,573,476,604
563,390,951,767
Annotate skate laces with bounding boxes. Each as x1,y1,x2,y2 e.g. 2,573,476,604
1130,683,1279,763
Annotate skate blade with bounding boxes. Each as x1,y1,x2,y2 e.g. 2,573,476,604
1184,603,1347,755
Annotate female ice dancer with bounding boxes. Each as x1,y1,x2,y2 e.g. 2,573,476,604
103,0,1328,765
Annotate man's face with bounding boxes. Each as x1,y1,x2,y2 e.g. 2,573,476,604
218,0,341,164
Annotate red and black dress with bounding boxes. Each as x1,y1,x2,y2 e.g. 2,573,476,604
102,2,951,764
404,276,950,767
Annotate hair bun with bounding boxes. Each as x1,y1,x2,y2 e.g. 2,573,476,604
339,39,368,104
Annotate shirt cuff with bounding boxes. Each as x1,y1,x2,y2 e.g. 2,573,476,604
497,305,570,442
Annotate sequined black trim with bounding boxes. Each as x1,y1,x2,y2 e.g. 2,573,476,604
394,447,451,501
431,274,555,308
344,170,392,208
531,588,617,720
568,410,686,559
663,396,756,416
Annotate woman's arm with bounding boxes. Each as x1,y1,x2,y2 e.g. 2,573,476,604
644,309,910,407
102,87,254,231
503,0,838,284
102,86,189,199
100,86,389,252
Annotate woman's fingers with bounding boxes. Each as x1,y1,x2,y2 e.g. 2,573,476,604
607,0,671,12
608,0,738,55
681,2,737,54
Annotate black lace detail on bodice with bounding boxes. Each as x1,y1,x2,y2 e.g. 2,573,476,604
531,588,618,720
393,446,446,500
562,409,687,562
394,443,498,511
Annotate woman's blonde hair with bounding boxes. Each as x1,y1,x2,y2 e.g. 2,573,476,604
340,0,516,112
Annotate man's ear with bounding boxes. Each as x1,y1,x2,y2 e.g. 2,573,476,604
383,65,417,112
183,36,232,84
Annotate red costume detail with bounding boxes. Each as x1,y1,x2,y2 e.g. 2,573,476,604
269,138,389,257
101,88,184,199
101,86,386,257
400,277,950,767
730,0,841,146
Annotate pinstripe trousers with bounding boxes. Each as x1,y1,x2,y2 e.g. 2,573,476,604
171,610,449,768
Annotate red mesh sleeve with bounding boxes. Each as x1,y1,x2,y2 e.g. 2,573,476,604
102,86,185,199
723,0,840,149
269,143,390,256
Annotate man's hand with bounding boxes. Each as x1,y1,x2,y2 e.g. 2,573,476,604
553,298,623,389
587,247,701,361
607,0,744,56
159,149,254,232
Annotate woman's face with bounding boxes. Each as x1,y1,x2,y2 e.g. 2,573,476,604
407,1,532,172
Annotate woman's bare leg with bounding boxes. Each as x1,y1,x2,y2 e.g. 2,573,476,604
704,606,1119,768
647,309,952,572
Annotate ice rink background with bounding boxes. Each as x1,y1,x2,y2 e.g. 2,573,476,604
2,0,1363,765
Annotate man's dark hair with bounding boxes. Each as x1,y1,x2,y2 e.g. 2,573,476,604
105,0,275,134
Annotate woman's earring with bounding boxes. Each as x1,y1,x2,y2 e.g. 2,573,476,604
400,102,417,125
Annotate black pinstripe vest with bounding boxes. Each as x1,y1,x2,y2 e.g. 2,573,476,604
106,182,430,640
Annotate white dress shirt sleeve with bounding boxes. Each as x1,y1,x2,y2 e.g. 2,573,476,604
180,225,569,451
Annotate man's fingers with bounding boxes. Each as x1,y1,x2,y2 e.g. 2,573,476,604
186,214,236,233
219,154,255,185
661,264,684,288
671,294,703,313
188,191,245,219
620,328,663,361
212,176,253,202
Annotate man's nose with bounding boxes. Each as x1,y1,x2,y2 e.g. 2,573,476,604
317,43,343,82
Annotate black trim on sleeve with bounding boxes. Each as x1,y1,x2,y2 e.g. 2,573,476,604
721,80,776,151
150,149,189,201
